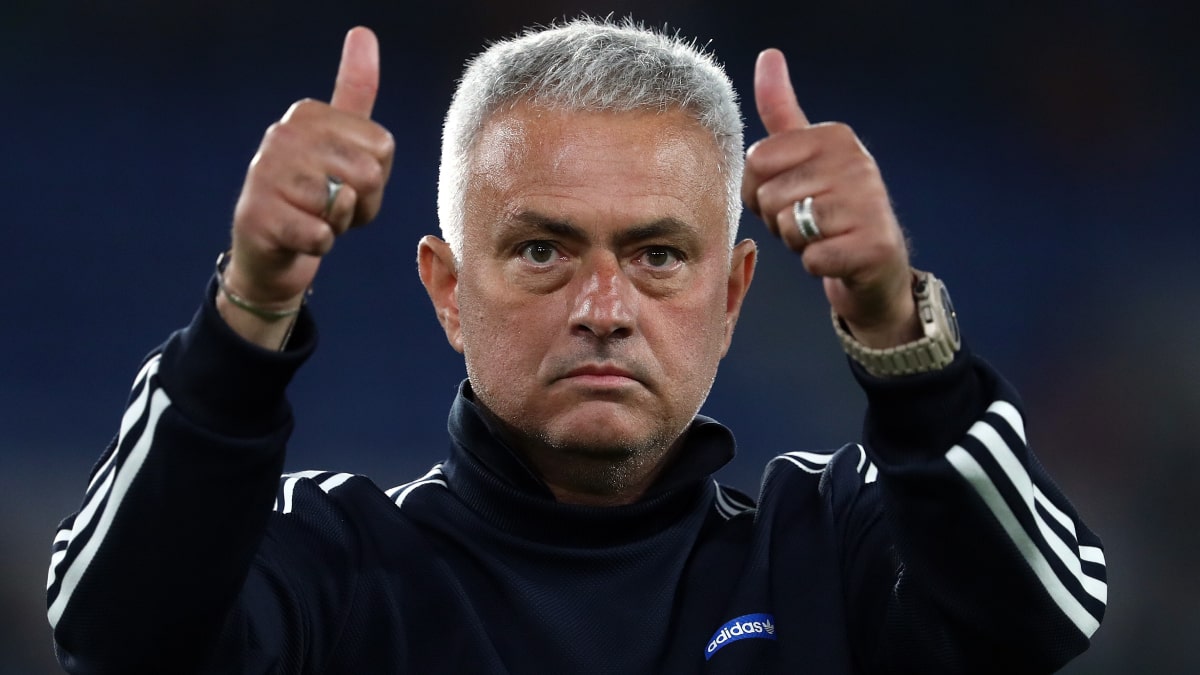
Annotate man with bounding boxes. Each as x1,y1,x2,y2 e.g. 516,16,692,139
46,18,1105,673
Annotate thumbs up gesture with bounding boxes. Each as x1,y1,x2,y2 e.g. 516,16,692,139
742,49,918,349
219,27,396,346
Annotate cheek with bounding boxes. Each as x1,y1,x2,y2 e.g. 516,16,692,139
650,290,728,378
457,279,554,384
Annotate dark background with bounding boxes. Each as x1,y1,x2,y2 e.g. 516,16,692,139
3,1,1197,672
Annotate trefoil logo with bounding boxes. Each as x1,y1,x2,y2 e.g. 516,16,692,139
704,612,777,660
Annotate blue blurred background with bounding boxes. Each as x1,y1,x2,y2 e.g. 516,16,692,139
3,1,1197,672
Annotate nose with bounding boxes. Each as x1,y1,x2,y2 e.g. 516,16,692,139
569,253,636,340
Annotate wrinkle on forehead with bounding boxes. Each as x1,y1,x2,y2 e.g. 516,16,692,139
466,103,724,214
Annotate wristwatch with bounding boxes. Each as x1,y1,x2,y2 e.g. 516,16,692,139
832,269,961,377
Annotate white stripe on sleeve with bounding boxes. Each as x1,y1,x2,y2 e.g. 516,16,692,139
945,400,1106,637
48,357,163,598
48,383,171,628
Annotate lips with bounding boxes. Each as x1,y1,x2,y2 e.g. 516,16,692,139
565,364,634,378
560,363,641,387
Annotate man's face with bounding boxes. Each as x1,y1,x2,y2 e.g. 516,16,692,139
449,103,753,459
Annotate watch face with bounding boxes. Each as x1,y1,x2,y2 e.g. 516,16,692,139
939,284,961,346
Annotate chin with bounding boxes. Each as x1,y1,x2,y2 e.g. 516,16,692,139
538,406,676,457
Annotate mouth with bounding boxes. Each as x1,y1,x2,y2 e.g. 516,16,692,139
560,363,641,389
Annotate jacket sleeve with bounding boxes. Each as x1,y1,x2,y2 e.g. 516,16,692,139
45,279,327,673
838,346,1107,674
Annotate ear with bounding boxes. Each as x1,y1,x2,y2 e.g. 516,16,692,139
720,238,757,357
417,235,464,353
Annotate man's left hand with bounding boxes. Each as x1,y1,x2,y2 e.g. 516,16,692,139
742,48,919,350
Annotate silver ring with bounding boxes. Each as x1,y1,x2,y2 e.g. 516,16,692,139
322,175,344,221
792,196,821,243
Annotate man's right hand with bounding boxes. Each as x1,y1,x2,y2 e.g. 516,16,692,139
218,26,395,348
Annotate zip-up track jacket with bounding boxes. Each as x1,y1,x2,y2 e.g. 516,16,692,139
46,283,1107,673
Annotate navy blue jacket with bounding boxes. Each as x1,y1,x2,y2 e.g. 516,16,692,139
47,283,1106,673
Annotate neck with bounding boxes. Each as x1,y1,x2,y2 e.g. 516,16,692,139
476,408,682,507
526,443,677,506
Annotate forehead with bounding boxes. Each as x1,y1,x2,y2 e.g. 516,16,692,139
464,102,726,238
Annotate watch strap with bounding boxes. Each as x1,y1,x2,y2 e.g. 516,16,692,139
832,270,960,378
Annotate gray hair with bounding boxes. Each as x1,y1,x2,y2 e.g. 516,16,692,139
437,16,744,263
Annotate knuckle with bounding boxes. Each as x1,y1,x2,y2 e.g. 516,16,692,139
863,236,889,262
357,194,383,224
822,245,848,276
312,229,335,256
263,120,286,139
235,191,263,216
849,155,877,178
231,198,256,231
740,168,761,196
292,171,321,198
326,136,355,163
863,230,902,267
743,140,770,172
258,122,299,160
824,121,854,138
234,196,274,234
258,123,288,151
884,227,908,257
377,128,396,159
744,138,764,159
277,217,304,249
283,218,329,256
853,135,875,160
800,246,821,275
739,180,755,206
359,159,385,193
755,185,774,215
328,207,354,236
282,98,320,122
246,149,270,176
783,231,804,254
819,122,861,151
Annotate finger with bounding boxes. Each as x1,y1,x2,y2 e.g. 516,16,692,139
238,191,338,259
773,197,832,255
323,182,359,235
771,202,805,253
353,180,385,227
742,131,819,217
754,48,810,134
802,222,906,285
754,163,825,232
273,203,338,257
801,235,877,283
318,146,388,227
349,128,394,226
266,170,350,236
265,130,387,224
331,26,380,118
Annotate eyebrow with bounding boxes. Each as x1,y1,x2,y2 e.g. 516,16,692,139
503,212,587,242
503,210,701,248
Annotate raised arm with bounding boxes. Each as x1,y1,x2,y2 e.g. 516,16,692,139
743,48,1106,671
46,27,395,672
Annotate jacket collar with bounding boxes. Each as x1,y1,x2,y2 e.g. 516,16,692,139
441,380,736,545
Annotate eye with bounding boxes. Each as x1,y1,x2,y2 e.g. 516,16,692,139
639,246,683,269
519,241,560,265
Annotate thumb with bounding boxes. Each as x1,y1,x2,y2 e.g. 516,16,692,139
754,48,809,134
330,26,380,118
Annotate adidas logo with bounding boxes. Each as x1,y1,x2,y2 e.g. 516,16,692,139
705,613,777,660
